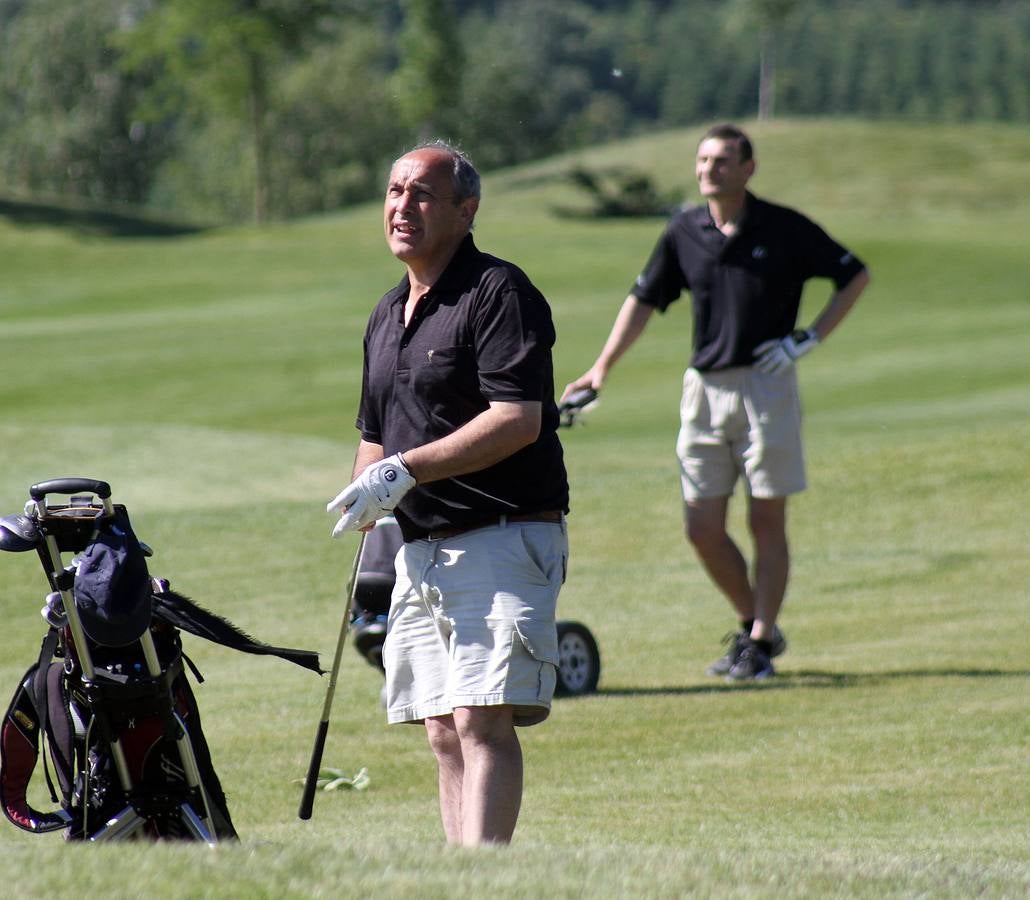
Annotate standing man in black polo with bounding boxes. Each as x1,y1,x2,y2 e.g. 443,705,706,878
562,123,869,681
327,141,569,845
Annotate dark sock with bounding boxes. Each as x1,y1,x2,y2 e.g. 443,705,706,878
741,619,755,634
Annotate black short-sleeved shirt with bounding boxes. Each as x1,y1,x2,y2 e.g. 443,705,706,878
632,192,866,371
357,234,569,542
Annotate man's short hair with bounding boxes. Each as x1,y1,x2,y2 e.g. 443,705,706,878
406,139,481,203
699,123,754,163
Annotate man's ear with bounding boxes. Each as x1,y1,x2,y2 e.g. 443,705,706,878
460,196,479,227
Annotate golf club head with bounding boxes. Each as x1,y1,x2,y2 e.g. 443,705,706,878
557,387,599,427
0,514,42,552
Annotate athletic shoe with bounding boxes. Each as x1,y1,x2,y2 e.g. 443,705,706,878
706,630,747,676
705,623,786,675
768,624,788,659
726,639,775,681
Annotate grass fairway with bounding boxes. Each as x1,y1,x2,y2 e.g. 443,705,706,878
1,120,1027,898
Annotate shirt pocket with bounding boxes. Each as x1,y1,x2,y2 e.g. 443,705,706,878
423,345,469,368
411,344,479,409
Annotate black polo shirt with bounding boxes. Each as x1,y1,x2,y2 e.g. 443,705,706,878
356,234,569,542
632,192,866,371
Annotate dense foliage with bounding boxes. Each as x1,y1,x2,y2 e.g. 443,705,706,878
1,0,1027,222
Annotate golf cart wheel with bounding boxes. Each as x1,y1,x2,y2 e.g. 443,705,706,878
554,621,600,696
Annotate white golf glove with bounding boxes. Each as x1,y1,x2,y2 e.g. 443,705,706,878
327,454,415,537
753,329,820,375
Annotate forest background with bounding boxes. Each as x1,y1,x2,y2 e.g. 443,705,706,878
2,0,1028,225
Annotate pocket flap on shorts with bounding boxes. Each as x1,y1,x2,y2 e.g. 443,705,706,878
514,620,559,667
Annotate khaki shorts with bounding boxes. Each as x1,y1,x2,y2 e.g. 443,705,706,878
384,519,568,727
676,367,806,501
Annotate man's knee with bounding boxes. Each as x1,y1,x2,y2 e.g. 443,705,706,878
684,502,729,553
425,715,461,761
748,498,788,546
453,705,516,748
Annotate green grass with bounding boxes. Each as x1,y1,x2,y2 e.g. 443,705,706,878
1,120,1027,898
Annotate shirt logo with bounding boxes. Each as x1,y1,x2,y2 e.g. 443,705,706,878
752,246,768,260
840,252,853,265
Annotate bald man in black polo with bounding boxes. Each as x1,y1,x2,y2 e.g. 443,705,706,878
327,140,569,846
563,123,869,681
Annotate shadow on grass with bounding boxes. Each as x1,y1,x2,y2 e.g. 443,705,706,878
592,667,1029,698
0,198,205,238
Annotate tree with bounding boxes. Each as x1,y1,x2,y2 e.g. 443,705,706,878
728,0,806,120
0,0,172,206
392,0,464,143
269,25,408,216
757,0,808,120
5,0,1030,223
117,0,369,223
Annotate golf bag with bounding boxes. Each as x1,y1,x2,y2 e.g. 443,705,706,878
349,518,601,696
0,478,321,843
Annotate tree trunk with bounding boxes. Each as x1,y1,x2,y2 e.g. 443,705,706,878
758,26,776,121
248,52,269,225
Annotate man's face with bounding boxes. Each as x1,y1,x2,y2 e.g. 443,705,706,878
695,137,754,200
384,149,477,271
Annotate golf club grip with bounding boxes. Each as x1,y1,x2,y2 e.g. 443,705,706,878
30,478,112,501
298,719,329,820
562,387,598,410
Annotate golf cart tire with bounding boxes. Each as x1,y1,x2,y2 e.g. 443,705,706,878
554,620,600,696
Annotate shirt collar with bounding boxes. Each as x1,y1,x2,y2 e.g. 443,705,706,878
694,191,761,233
385,233,479,307
431,233,479,294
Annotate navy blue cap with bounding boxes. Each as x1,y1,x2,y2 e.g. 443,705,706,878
73,509,152,647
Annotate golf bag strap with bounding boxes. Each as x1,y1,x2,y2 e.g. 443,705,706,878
181,651,205,685
152,589,323,674
32,630,61,804
32,629,59,728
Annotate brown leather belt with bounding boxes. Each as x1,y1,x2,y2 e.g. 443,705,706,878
427,510,563,541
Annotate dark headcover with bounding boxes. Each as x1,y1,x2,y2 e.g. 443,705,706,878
73,508,152,647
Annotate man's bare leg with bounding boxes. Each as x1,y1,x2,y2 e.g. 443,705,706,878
452,705,522,846
685,496,755,620
748,496,789,642
425,714,464,844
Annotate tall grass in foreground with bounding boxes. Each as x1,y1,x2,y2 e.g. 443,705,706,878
0,121,1027,898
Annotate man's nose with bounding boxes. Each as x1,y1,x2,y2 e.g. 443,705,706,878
394,189,414,212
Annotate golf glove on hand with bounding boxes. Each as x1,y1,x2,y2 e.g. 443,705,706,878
753,329,820,375
327,454,415,537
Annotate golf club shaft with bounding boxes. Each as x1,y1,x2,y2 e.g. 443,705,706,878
298,530,366,820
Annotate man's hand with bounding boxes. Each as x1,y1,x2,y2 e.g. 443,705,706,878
560,372,602,405
753,329,820,375
327,453,415,537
